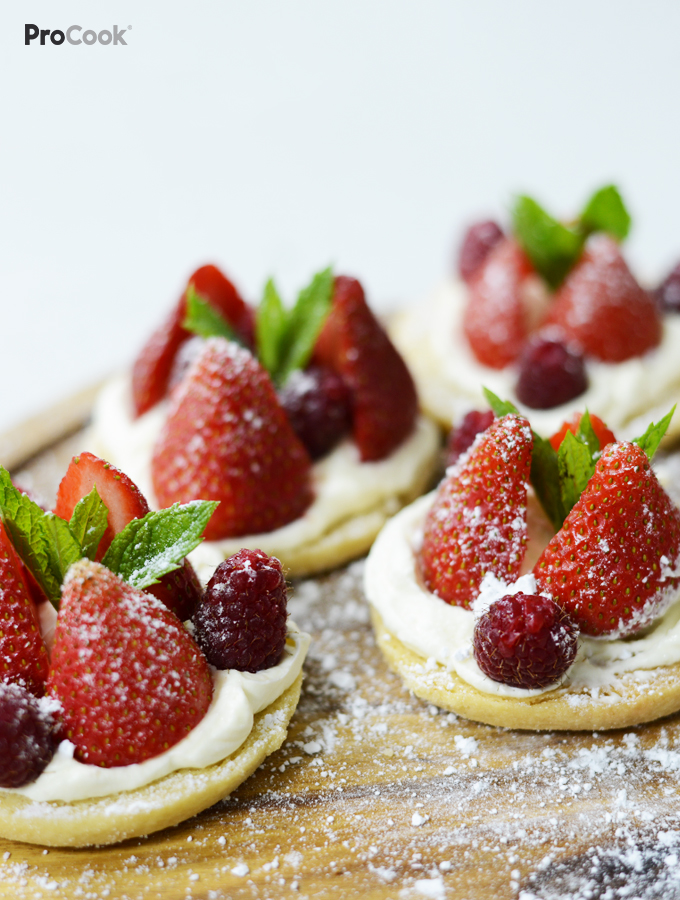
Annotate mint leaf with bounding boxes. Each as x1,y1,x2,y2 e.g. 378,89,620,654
483,387,519,418
43,512,83,585
183,286,241,343
512,195,584,289
0,468,63,605
102,500,218,590
580,185,631,241
256,278,288,378
277,267,334,385
69,486,108,560
530,435,566,532
633,406,676,460
575,409,600,457
557,430,597,518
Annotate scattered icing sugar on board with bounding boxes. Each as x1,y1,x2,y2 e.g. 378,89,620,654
3,430,680,898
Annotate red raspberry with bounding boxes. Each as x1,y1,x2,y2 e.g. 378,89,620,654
458,220,505,283
473,592,578,689
278,364,352,461
445,409,495,467
0,683,58,788
193,549,287,673
516,336,588,409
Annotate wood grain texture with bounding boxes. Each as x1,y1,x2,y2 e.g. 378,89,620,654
2,409,680,898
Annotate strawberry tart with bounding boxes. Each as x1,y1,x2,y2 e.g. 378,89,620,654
91,266,440,580
365,397,680,731
0,455,309,847
391,186,680,444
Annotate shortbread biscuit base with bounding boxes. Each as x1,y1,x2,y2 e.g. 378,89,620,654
0,673,302,848
372,610,680,732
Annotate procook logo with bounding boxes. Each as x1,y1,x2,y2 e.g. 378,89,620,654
25,24,129,46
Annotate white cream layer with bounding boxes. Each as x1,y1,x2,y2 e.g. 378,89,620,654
90,375,440,581
364,494,680,698
391,280,680,439
4,626,309,803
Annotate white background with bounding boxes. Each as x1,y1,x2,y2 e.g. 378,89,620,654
2,1,680,433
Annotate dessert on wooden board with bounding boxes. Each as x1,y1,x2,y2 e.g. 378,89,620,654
0,455,308,847
366,395,680,730
391,186,680,442
92,266,439,581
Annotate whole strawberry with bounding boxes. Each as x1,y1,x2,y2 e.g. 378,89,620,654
473,592,578,689
48,560,213,767
534,441,680,637
152,338,313,540
420,414,533,607
0,523,49,696
546,235,661,362
194,548,287,672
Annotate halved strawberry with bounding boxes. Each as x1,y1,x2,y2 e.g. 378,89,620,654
0,523,49,696
462,238,533,369
548,413,616,453
534,441,680,637
54,452,203,618
546,235,662,362
314,275,418,461
152,338,313,540
131,264,254,417
47,560,213,767
54,452,150,560
420,414,534,607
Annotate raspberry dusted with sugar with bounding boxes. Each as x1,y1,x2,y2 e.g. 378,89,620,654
445,409,495,467
279,364,352,461
655,261,680,313
516,336,588,409
473,593,578,689
458,220,505,283
420,414,533,608
194,549,288,673
0,683,58,788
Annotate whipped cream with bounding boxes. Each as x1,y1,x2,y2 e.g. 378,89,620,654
90,375,440,581
4,625,309,802
391,280,680,439
364,493,680,699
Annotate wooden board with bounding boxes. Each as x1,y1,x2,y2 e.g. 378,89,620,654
3,398,680,899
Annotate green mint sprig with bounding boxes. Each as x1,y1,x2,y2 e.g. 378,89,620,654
511,185,631,290
256,266,334,385
483,390,674,532
0,465,217,609
183,285,243,344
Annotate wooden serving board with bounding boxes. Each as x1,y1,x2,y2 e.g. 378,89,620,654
3,398,680,900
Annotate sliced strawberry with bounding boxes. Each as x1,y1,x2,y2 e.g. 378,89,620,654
53,451,202,617
534,441,680,637
548,413,616,453
420,414,534,608
54,452,150,560
131,264,254,417
314,276,418,461
47,560,213,767
151,338,313,540
463,238,533,369
0,523,49,696
546,235,662,362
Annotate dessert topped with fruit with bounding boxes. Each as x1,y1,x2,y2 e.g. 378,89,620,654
0,454,308,847
391,186,680,442
365,393,680,731
93,266,440,578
